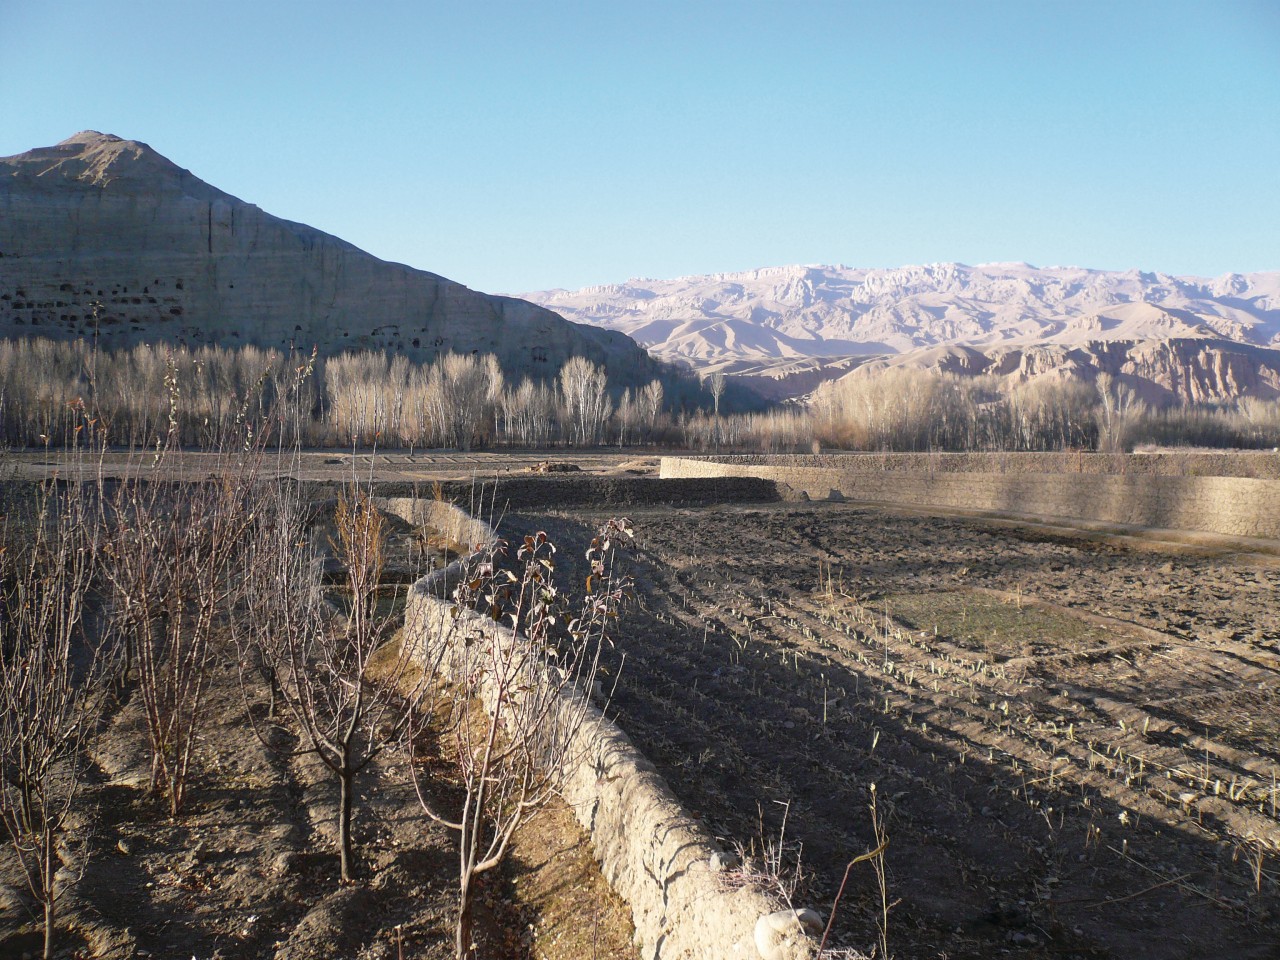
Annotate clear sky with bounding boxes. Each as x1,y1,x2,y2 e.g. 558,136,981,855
4,0,1279,293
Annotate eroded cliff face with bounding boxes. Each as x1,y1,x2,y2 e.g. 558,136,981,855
975,339,1280,403
844,337,1280,404
1118,339,1280,403
0,132,654,384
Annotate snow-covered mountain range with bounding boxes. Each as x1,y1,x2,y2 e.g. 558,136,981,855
525,262,1280,361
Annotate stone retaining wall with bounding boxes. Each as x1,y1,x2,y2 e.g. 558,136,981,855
660,454,1280,541
374,497,495,554
396,498,816,960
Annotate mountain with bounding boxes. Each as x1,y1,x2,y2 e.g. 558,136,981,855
0,132,657,384
522,263,1280,401
847,337,1280,405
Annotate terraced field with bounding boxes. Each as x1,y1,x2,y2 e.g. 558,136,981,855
506,501,1280,960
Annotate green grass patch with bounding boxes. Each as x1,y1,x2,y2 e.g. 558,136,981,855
882,589,1118,660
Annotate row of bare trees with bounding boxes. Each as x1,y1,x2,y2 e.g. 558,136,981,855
325,351,671,449
4,336,1278,454
0,445,110,960
810,368,1280,452
0,338,312,450
809,368,1101,451
677,368,1280,454
358,348,1277,455
0,394,284,957
0,339,677,450
234,476,430,885
404,519,632,957
230,458,634,955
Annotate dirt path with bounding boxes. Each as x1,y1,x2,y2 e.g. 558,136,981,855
8,450,661,485
507,501,1280,960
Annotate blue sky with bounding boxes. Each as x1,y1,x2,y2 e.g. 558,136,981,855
5,1,1279,292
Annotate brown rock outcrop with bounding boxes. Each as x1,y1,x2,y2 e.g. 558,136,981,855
844,337,1280,404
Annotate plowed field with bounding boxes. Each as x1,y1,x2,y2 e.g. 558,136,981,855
506,500,1280,959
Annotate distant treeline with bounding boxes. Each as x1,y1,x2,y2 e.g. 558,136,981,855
807,368,1280,453
3,338,1278,452
0,339,685,449
665,367,1280,454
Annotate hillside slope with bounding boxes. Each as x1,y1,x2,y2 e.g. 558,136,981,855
0,132,656,384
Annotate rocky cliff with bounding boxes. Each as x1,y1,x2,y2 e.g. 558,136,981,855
852,337,1280,404
0,132,656,384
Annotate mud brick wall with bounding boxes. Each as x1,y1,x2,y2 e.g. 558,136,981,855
398,498,816,960
660,454,1280,541
703,451,1280,479
374,475,781,511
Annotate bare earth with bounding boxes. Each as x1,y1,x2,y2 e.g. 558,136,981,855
0,482,638,960
5,451,1279,959
504,498,1280,960
7,450,659,485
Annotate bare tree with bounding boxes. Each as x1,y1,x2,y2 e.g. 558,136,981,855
559,357,612,446
496,380,524,447
426,353,496,450
1095,372,1146,453
615,387,635,447
1008,378,1097,451
708,371,727,417
640,378,664,442
410,519,632,959
482,354,504,444
100,363,269,816
0,456,113,959
101,472,260,816
515,378,560,447
324,351,391,445
238,483,433,882
499,375,559,447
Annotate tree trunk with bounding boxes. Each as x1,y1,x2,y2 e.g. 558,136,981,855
150,750,164,797
339,768,355,882
42,831,55,960
169,764,185,818
455,874,474,959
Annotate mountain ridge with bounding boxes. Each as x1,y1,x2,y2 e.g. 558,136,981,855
524,261,1280,355
521,262,1280,401
0,131,657,386
19,131,229,192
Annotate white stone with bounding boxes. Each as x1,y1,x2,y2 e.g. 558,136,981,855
753,907,824,960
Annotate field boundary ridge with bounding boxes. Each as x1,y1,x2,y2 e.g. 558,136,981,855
394,497,819,960
660,453,1280,541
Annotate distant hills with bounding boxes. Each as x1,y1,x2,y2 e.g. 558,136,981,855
5,132,1275,407
0,132,658,386
524,263,1280,402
